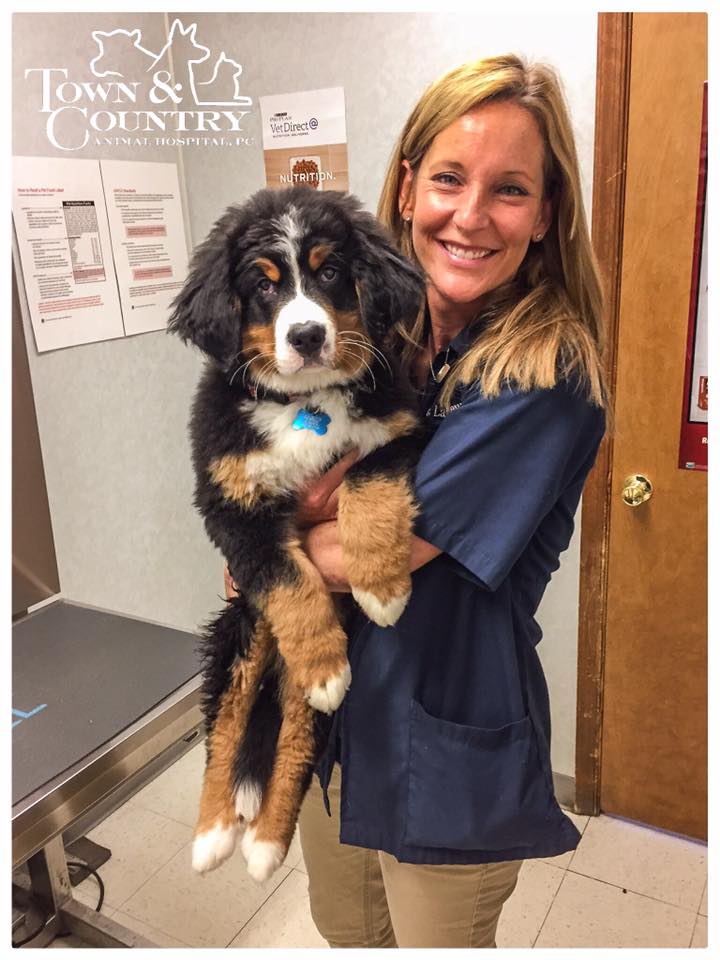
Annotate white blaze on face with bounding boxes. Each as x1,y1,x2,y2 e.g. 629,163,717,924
271,209,337,376
274,290,337,374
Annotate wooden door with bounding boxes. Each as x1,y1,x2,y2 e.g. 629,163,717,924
579,13,707,839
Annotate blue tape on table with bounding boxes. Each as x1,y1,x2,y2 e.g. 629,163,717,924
12,601,201,807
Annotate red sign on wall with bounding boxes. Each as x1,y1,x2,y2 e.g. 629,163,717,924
679,82,708,471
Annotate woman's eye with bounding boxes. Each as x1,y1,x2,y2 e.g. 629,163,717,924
258,277,276,294
319,265,338,283
433,173,461,186
499,184,528,197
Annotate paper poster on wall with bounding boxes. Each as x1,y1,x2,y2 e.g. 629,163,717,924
259,87,348,193
12,156,125,353
101,160,189,336
679,83,707,471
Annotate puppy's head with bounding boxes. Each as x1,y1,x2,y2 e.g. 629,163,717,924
168,188,424,391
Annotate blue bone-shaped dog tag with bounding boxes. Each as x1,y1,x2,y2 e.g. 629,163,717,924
292,407,331,436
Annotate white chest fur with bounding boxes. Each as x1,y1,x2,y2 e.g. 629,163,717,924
241,390,392,495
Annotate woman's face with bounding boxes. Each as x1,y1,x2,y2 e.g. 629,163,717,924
399,100,552,326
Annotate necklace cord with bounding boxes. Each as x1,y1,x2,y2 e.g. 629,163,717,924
429,346,452,383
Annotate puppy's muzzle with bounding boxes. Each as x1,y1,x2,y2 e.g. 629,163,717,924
287,322,326,360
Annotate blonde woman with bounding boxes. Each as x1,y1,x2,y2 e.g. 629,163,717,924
235,54,607,947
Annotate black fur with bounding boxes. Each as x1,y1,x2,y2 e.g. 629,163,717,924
169,187,425,370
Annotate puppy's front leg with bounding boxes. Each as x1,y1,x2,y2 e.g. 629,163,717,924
337,435,421,627
202,479,350,715
262,540,351,714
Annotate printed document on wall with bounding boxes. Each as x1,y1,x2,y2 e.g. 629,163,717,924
12,156,124,353
101,160,189,336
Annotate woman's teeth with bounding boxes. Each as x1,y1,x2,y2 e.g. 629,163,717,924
442,242,494,260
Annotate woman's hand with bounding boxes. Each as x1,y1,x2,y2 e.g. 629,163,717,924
295,449,360,527
302,521,351,592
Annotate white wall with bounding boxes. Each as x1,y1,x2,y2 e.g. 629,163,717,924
12,10,598,776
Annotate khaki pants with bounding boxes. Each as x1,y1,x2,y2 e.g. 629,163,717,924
297,764,522,948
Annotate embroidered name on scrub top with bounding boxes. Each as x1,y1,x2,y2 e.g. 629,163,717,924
426,400,464,420
292,407,331,435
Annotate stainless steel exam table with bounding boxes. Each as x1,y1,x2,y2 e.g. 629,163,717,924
12,599,205,948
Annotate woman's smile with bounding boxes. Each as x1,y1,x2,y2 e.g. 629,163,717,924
437,239,498,263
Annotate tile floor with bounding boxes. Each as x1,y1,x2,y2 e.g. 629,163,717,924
50,741,708,949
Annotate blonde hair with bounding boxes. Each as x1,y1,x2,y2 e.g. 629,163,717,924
377,54,607,409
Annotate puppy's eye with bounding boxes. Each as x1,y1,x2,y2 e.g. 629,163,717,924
257,278,276,295
318,265,339,283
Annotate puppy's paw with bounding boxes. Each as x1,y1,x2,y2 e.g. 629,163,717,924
351,586,410,627
234,779,262,821
306,661,351,713
241,824,286,882
192,820,238,873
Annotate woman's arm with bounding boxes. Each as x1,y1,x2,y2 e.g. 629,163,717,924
301,521,441,592
295,448,442,591
224,447,441,594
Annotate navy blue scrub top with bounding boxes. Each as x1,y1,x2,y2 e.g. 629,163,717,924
316,326,606,864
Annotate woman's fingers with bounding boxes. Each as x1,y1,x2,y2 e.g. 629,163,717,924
310,449,360,505
297,448,360,525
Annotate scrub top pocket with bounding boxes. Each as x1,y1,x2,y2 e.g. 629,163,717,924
404,699,557,851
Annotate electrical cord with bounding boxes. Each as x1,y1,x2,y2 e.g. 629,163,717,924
66,860,106,913
11,860,106,948
11,896,48,948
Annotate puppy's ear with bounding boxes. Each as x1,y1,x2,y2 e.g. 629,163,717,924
350,210,425,342
168,211,241,365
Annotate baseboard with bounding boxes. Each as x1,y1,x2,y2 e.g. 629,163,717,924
553,772,576,811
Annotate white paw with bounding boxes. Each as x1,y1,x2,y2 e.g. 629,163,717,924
352,587,410,627
192,820,238,873
234,779,262,821
241,824,286,882
306,661,351,713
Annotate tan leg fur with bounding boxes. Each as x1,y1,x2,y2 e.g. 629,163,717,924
192,618,275,872
337,475,418,623
263,541,350,714
241,676,317,881
338,477,417,603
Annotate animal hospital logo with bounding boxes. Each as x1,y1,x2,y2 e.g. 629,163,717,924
24,19,255,151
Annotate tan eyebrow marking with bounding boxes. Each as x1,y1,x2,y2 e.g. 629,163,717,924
308,244,332,272
255,257,281,282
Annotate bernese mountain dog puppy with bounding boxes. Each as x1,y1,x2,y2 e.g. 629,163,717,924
169,187,426,881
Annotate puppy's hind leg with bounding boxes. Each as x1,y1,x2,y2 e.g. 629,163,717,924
241,677,317,882
231,664,283,822
193,615,275,874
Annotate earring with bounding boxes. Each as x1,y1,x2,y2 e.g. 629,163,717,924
535,233,544,241
403,214,412,223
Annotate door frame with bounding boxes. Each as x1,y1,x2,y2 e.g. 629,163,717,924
574,12,632,816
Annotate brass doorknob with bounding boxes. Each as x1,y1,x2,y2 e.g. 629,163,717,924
622,474,653,507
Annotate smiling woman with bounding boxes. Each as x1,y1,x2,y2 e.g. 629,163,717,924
296,53,608,949
377,55,606,412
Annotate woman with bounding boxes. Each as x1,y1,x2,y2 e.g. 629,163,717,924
233,54,607,948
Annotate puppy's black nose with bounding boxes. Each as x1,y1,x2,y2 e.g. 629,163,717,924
287,322,326,358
